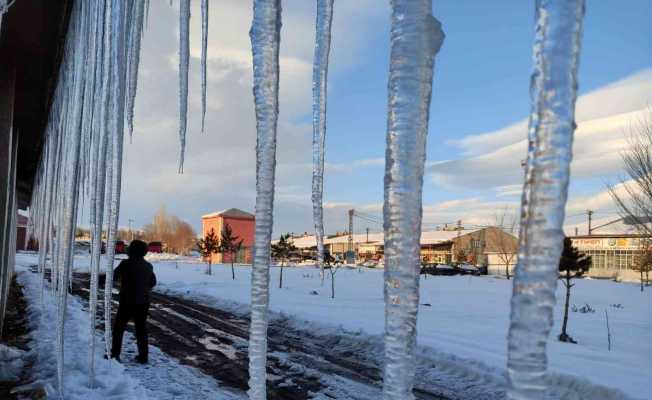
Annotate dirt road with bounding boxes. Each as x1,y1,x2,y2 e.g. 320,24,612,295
65,271,450,400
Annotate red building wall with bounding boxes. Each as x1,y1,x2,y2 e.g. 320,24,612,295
201,210,255,264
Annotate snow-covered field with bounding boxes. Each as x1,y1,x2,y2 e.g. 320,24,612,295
13,252,651,399
149,257,650,400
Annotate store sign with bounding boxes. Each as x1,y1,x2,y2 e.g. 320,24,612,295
572,237,641,250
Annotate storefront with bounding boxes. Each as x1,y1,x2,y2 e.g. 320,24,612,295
570,235,645,280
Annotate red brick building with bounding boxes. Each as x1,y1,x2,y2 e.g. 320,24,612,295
16,213,28,251
201,208,255,264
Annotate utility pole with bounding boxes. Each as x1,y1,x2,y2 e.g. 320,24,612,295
587,210,593,236
366,227,369,243
347,209,354,263
454,220,462,262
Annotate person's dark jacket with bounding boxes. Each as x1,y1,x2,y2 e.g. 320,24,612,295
114,258,157,305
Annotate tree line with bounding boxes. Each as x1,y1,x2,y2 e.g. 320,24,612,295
74,206,197,255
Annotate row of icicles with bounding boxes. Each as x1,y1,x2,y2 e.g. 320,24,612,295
25,1,586,400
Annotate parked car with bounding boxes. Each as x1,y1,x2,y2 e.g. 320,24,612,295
360,260,378,268
421,263,459,276
458,263,481,276
148,241,163,253
115,240,126,254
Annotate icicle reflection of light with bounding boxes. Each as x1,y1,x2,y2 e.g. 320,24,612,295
247,1,282,399
382,1,444,399
507,1,585,399
311,0,334,285
178,0,191,172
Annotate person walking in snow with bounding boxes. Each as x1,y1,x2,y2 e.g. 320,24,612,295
110,239,157,364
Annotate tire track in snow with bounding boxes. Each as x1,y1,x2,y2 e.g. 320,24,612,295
68,271,450,400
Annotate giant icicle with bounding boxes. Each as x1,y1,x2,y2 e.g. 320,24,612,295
103,0,129,360
125,0,146,140
178,0,191,172
20,0,146,394
311,0,333,284
54,0,91,394
382,1,444,399
506,1,585,399
88,0,107,384
247,1,282,398
200,0,208,133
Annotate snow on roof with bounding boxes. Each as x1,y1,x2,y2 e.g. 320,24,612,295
201,208,255,219
420,229,480,244
285,229,481,249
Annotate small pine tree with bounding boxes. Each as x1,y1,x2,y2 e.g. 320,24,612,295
558,237,591,343
271,233,297,289
219,223,243,280
197,229,220,275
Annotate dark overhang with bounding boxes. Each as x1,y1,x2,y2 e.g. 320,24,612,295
0,0,73,209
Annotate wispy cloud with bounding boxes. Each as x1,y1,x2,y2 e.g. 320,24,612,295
428,69,652,191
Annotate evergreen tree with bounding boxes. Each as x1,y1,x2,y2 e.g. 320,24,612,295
219,223,243,280
632,238,652,292
271,233,297,289
197,228,220,275
558,237,591,343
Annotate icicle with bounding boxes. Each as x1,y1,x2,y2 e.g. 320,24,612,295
103,0,129,361
178,0,190,172
88,0,107,385
247,1,282,399
506,2,585,399
144,0,151,29
125,0,146,141
382,1,444,399
0,0,16,31
55,0,91,394
200,0,208,133
311,0,334,284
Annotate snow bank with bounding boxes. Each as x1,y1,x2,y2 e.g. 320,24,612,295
15,260,145,399
152,260,648,399
14,253,245,400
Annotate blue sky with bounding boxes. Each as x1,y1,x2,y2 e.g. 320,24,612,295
120,0,652,236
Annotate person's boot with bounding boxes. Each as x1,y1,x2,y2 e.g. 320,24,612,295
135,355,148,364
104,354,121,363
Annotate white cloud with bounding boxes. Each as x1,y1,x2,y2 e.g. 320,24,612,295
119,0,387,236
450,69,652,156
428,69,652,190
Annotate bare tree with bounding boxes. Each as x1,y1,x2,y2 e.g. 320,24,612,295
494,209,518,279
608,110,652,289
142,206,196,254
326,254,341,299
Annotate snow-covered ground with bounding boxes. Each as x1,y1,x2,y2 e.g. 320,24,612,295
148,258,650,400
13,253,245,400
14,252,651,399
